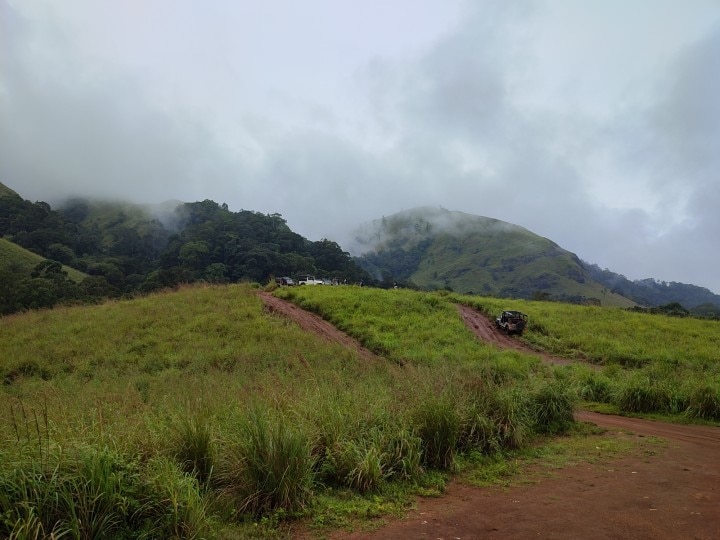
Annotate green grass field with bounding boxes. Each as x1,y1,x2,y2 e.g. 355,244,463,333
457,295,720,368
456,294,720,418
1,283,717,538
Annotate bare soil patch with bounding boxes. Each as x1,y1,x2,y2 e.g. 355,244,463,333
260,293,720,539
259,291,381,363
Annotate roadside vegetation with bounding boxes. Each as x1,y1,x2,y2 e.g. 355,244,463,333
1,283,716,537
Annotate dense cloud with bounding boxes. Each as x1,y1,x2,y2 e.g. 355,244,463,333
1,0,719,292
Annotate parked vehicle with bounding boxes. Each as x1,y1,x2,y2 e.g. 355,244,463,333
495,310,528,335
298,276,324,285
275,276,295,286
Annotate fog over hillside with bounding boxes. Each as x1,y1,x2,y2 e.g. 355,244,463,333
2,1,719,293
350,207,529,253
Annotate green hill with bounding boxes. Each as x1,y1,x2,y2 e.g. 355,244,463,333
0,188,372,315
354,207,635,307
0,238,87,282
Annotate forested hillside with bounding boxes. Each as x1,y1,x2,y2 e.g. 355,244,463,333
584,262,720,312
0,182,370,314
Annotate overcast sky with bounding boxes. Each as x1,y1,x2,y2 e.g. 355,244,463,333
2,0,719,293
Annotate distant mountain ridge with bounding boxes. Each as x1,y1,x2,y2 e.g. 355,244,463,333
583,263,720,311
353,207,718,309
3,180,717,312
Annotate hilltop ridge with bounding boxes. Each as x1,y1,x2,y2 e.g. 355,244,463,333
353,207,635,307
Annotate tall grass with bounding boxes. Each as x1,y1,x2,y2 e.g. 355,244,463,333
685,385,720,419
170,412,215,486
0,444,210,540
218,407,315,516
412,394,461,470
530,380,577,434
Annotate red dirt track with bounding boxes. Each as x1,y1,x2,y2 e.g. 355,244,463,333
456,304,573,366
260,293,720,539
259,292,381,363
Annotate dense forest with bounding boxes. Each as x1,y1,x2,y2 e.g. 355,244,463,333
0,187,370,315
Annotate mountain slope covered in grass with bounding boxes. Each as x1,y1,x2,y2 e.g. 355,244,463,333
0,238,87,282
0,181,19,198
354,207,635,307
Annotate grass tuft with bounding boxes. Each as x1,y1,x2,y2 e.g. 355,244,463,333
170,413,215,486
220,408,315,515
412,395,461,471
531,381,577,435
685,385,720,420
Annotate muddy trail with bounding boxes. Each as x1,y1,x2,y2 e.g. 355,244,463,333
456,304,574,366
260,293,720,539
259,292,381,363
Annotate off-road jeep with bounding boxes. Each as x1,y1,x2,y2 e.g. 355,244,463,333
495,310,528,335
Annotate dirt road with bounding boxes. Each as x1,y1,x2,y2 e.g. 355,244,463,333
260,293,720,539
259,291,381,363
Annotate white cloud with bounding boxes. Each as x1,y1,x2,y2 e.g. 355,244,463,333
2,0,720,293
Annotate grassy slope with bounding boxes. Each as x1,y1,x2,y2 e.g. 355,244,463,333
279,286,719,382
8,284,549,536
282,286,720,417
413,231,630,304
0,182,20,198
0,284,381,387
1,284,406,537
458,294,720,369
0,238,87,282
276,285,539,369
3,283,716,414
1,284,717,537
